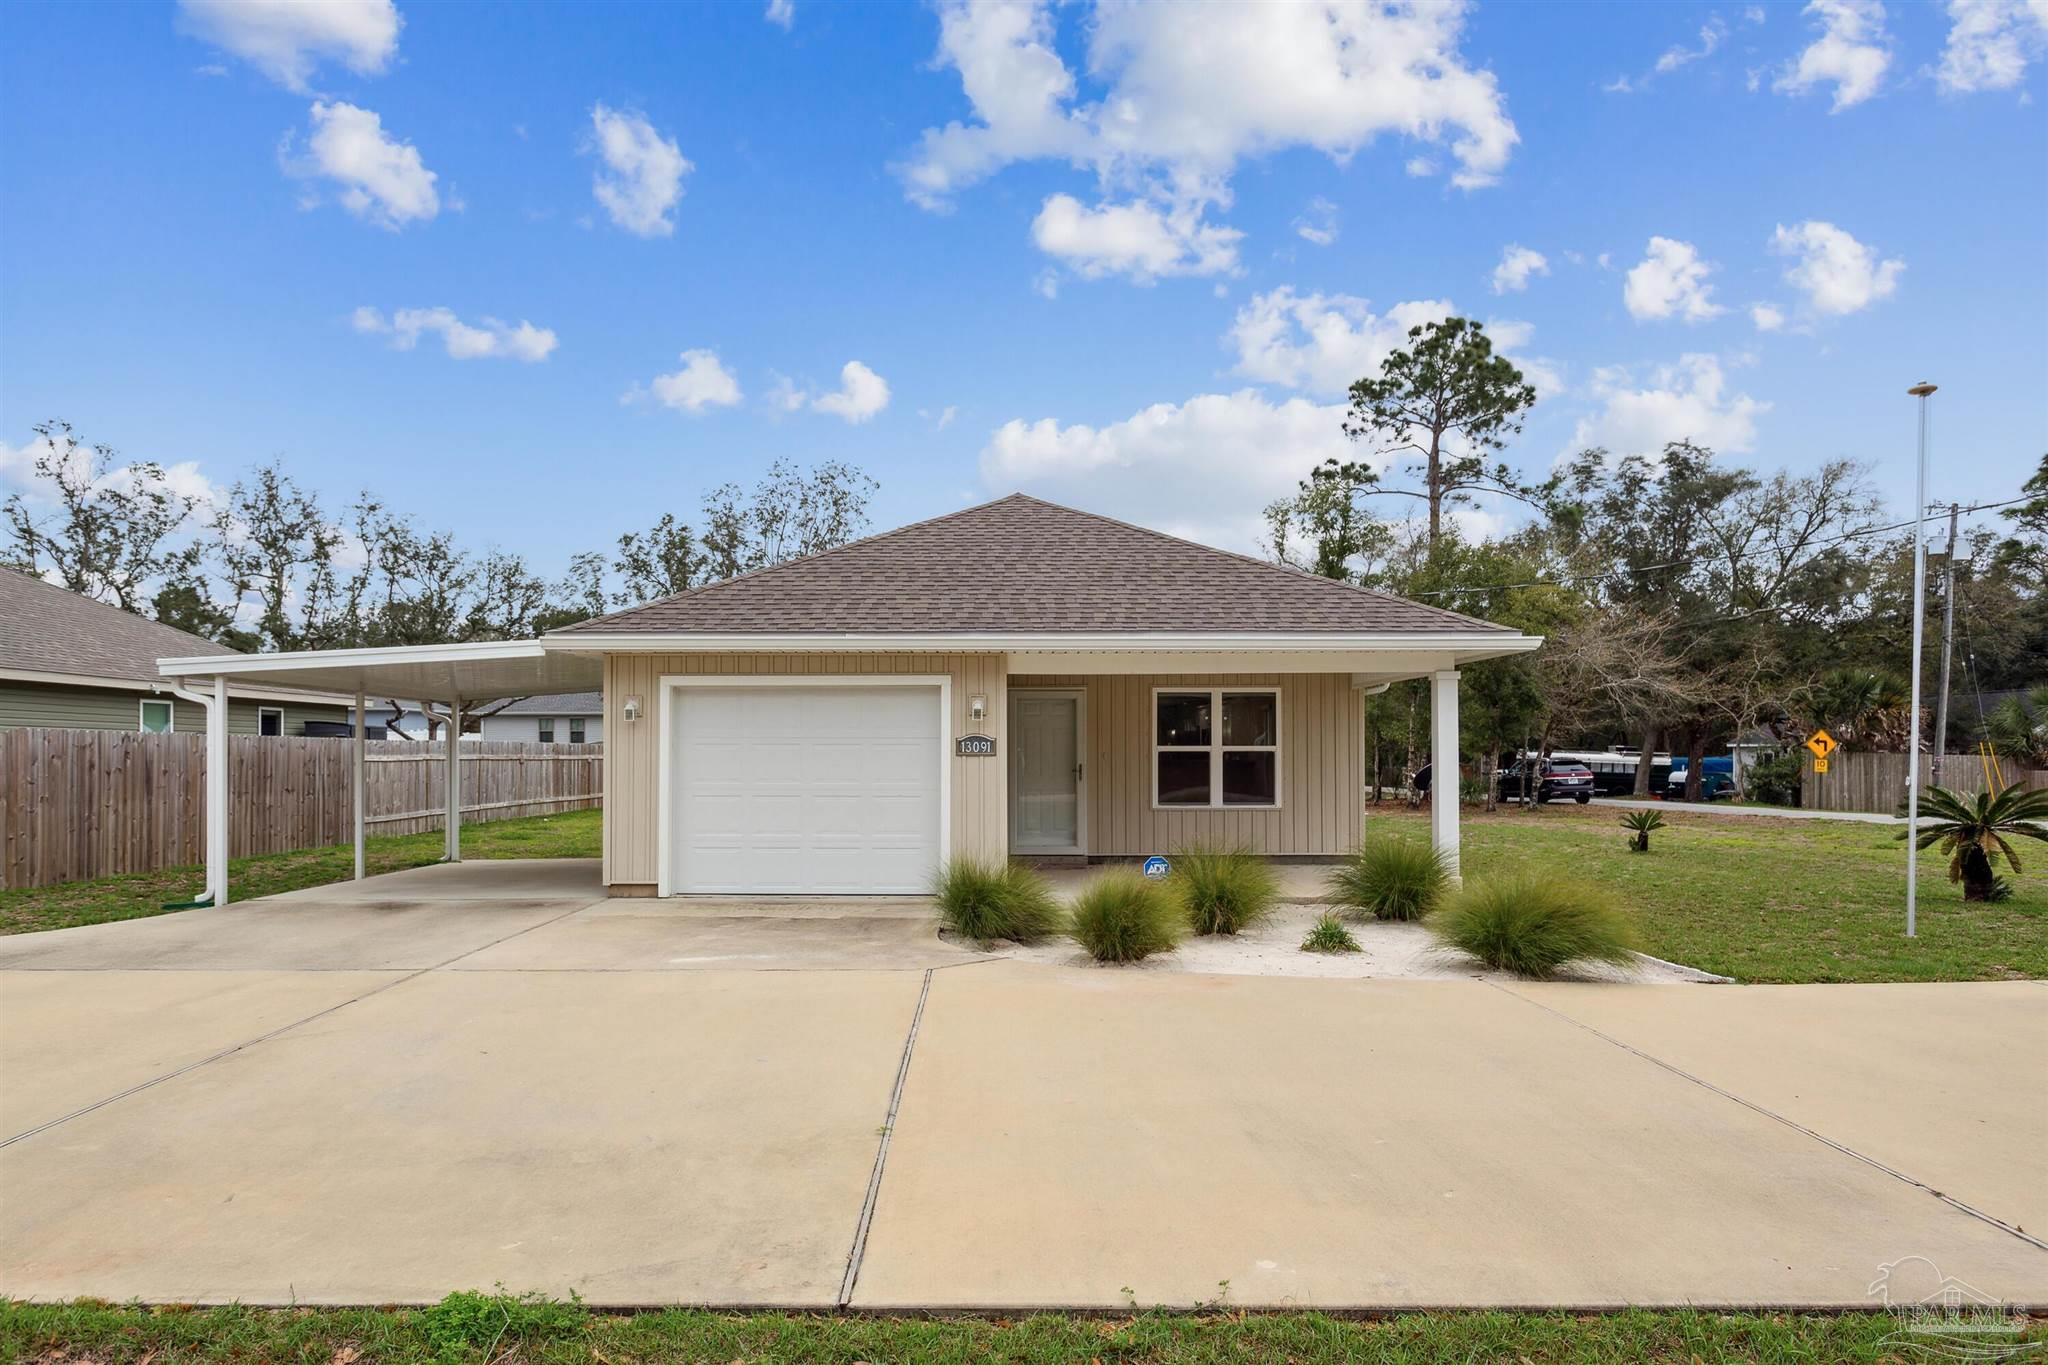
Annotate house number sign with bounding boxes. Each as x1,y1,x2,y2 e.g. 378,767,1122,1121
955,734,997,757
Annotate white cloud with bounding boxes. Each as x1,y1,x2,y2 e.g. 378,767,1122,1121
634,350,743,413
770,361,894,422
587,104,691,238
921,405,960,430
1623,236,1723,322
1769,219,1904,315
765,0,794,30
1937,0,2048,92
1657,15,1729,73
1293,196,1339,246
1031,193,1242,282
1776,0,1892,110
1570,354,1768,457
178,0,400,93
1228,288,1454,397
353,305,557,362
1491,243,1548,294
285,100,438,229
2,429,225,516
980,390,1356,550
810,361,892,423
1750,302,1787,331
1404,155,1437,177
897,1,1517,283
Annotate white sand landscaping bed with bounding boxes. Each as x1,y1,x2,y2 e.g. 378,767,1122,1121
949,902,1724,984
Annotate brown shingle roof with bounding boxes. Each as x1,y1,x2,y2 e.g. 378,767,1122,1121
0,566,237,681
557,494,1511,636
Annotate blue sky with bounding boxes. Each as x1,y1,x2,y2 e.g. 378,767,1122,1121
2,0,2044,574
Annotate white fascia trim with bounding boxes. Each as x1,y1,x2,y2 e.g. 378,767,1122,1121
0,666,354,706
548,631,1544,654
158,640,548,679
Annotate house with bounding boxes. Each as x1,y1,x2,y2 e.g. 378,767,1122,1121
155,495,1540,905
0,565,352,735
478,692,603,744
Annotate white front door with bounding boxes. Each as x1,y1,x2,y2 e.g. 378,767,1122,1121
669,685,942,893
1010,690,1084,853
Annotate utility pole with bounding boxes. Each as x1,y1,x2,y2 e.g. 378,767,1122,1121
1932,502,1960,787
1904,382,1937,939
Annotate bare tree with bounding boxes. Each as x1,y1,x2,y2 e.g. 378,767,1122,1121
3,420,198,612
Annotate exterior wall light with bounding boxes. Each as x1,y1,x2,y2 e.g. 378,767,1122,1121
622,695,643,723
968,693,988,722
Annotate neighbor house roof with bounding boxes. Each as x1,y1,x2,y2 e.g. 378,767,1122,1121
557,494,1513,637
0,566,236,684
489,691,603,715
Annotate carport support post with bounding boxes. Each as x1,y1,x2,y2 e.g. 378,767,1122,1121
1430,669,1461,883
208,674,230,906
444,696,462,862
353,688,366,881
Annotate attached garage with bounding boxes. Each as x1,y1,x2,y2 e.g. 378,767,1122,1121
659,678,949,895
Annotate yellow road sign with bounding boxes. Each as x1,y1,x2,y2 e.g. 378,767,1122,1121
1806,729,1838,760
1813,758,1830,774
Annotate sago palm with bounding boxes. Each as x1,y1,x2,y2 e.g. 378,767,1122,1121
1899,785,2048,902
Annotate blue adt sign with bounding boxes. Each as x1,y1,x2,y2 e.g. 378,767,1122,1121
1142,855,1171,880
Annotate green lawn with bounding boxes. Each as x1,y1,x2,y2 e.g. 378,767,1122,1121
0,808,602,936
5,1297,2020,1365
1368,802,2047,984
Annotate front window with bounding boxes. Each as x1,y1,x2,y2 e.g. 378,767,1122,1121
1154,688,1280,808
139,698,173,734
568,717,586,744
258,707,283,736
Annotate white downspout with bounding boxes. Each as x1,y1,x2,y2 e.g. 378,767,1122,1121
445,696,462,862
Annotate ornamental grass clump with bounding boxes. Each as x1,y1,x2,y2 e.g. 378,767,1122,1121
1300,911,1361,954
1326,835,1453,922
1169,842,1281,935
1433,875,1641,979
930,858,1063,946
1069,869,1183,963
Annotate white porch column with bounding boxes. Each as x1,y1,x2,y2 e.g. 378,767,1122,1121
353,688,367,880
1430,669,1461,882
444,696,463,862
209,675,230,906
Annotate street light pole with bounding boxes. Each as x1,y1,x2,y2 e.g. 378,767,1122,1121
1905,382,1937,939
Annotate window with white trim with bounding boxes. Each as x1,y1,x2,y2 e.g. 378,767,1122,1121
537,717,555,743
139,698,174,734
568,717,586,744
1154,688,1280,808
257,706,283,736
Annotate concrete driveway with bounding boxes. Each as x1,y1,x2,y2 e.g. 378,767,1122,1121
2,858,2043,1310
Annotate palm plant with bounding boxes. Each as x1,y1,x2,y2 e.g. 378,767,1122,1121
1984,686,2048,766
1898,785,2048,902
1620,809,1665,853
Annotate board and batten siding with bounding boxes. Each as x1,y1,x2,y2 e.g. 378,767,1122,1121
602,652,1007,890
0,682,349,735
1011,673,1363,856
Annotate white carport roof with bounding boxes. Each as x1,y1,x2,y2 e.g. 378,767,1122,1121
156,640,603,704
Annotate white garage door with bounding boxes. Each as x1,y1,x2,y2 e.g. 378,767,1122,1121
669,685,942,894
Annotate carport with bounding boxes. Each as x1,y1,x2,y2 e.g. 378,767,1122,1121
157,640,602,906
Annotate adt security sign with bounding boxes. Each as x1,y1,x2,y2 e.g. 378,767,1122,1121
1142,855,1171,880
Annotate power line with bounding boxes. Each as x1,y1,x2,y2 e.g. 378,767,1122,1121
1401,493,2030,601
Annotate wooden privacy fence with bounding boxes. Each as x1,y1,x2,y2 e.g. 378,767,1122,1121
1799,748,2047,814
1,729,602,890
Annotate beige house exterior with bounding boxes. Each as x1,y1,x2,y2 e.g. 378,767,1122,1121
158,495,1541,906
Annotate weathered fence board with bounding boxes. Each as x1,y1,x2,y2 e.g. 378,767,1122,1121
1,730,602,889
1799,749,2046,814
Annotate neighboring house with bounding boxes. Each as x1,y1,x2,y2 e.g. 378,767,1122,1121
478,692,603,744
0,566,352,735
162,495,1541,900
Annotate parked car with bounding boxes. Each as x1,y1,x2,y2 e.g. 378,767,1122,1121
1666,755,1737,800
1496,756,1596,804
